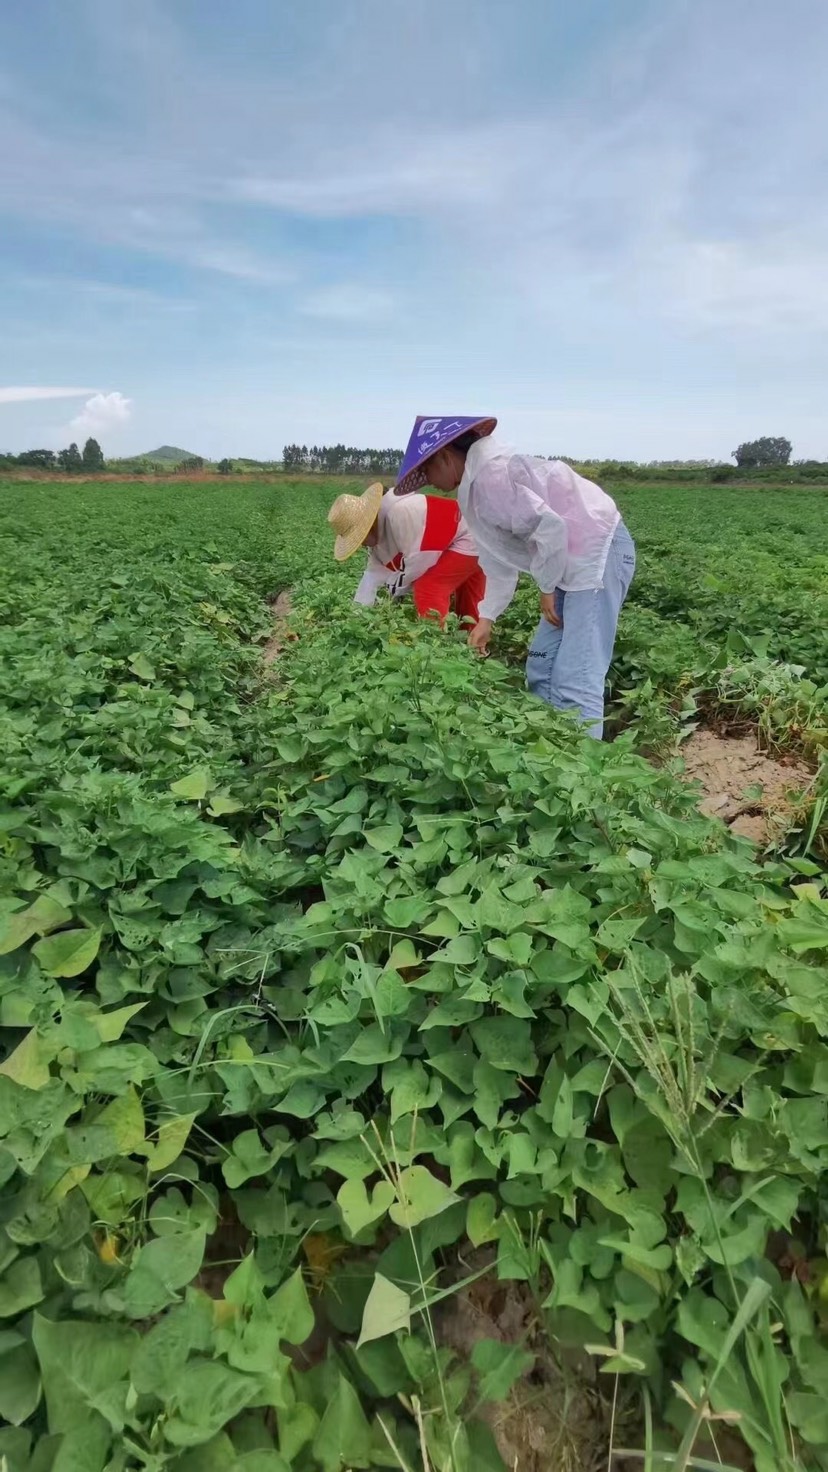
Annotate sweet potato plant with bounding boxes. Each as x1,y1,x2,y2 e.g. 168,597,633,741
0,477,827,1472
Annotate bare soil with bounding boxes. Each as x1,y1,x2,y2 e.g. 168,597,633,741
438,1268,621,1472
678,728,811,843
262,588,294,669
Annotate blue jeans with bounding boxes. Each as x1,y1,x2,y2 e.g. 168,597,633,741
525,522,636,739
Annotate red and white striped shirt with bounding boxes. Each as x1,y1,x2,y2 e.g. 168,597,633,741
354,491,477,605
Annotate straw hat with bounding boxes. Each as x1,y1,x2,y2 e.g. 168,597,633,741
328,482,384,561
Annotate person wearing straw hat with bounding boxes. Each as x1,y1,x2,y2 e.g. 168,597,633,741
328,482,485,624
394,416,636,739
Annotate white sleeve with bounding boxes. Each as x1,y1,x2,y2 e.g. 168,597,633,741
477,456,568,596
353,556,391,606
507,456,568,593
478,555,519,621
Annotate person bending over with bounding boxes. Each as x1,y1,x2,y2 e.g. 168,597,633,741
394,417,635,738
328,481,485,624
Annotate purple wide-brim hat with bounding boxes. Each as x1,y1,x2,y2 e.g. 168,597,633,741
394,415,497,495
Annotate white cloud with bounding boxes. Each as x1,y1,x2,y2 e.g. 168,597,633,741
187,246,292,285
4,0,825,342
2,0,828,458
221,2,828,351
656,238,828,333
231,122,530,218
69,391,132,441
298,284,394,322
12,276,195,312
0,386,97,403
73,280,195,310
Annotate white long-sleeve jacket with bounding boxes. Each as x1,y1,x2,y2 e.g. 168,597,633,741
354,491,477,605
457,438,620,621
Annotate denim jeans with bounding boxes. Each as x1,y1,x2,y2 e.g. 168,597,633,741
525,521,636,739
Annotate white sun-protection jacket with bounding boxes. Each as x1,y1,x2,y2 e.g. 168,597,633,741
458,437,620,622
354,490,477,605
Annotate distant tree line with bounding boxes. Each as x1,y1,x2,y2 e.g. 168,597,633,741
110,456,207,474
542,437,827,485
3,432,827,484
0,438,104,473
279,435,813,483
103,456,210,475
282,444,404,474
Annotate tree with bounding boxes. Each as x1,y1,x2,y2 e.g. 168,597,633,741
82,437,105,472
281,442,404,474
16,449,56,470
217,458,233,476
732,436,792,468
58,443,83,473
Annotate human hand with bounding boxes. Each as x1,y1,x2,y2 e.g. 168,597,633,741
468,618,493,654
540,591,562,627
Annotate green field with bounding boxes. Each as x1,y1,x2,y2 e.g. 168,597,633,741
1,475,827,1472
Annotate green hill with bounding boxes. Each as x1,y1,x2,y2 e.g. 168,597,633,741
127,445,203,467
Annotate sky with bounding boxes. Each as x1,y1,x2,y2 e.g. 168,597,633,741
1,0,827,462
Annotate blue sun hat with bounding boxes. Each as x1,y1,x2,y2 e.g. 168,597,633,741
394,415,497,495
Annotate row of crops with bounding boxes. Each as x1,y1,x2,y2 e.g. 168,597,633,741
498,481,828,768
0,476,827,1472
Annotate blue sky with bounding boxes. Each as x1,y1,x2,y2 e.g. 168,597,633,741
1,0,826,461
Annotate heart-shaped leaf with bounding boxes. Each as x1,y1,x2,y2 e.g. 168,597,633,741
32,926,102,978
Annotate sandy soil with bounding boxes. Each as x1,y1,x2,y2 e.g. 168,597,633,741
679,728,811,843
262,588,294,669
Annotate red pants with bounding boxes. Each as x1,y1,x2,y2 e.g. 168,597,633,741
413,551,485,624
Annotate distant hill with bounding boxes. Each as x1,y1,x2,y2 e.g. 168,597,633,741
125,445,203,466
